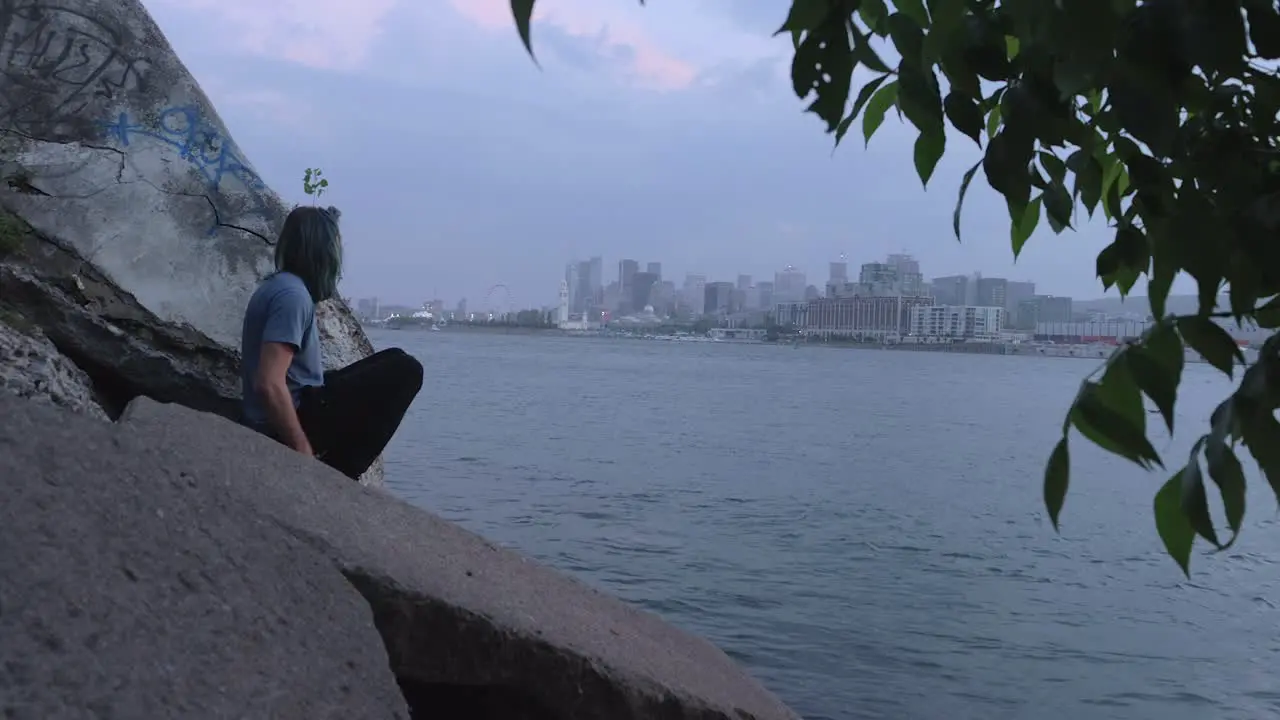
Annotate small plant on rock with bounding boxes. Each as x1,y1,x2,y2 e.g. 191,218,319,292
302,167,329,203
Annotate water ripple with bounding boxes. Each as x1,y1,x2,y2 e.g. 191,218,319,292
378,330,1280,720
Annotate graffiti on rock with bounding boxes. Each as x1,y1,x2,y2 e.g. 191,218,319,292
98,107,272,238
99,107,267,194
0,0,150,136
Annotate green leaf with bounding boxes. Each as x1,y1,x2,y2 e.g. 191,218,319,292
913,129,946,188
1148,246,1176,320
984,131,1031,205
888,13,926,66
985,103,1001,139
862,81,899,145
1254,295,1280,328
775,0,830,35
837,74,891,147
1043,183,1073,232
859,0,891,35
1176,316,1244,377
953,160,981,241
790,10,855,130
1044,438,1070,530
943,92,983,145
1239,403,1280,504
1011,195,1040,257
1179,448,1221,548
1069,152,1104,216
1154,472,1195,578
852,29,893,73
892,0,930,28
1096,226,1149,291
897,62,944,134
1038,152,1066,184
1204,436,1247,543
511,0,538,60
1109,60,1179,157
1070,377,1162,470
1127,323,1183,434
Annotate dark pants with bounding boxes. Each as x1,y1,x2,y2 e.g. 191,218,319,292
296,347,424,480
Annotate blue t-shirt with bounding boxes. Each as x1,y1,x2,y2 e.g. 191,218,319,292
239,271,324,430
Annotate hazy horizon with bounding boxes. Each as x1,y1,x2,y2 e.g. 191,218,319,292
141,0,1200,309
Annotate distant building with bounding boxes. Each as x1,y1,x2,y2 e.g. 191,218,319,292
704,281,736,315
630,271,659,314
682,274,707,315
1017,294,1073,328
910,305,1004,341
355,297,380,320
976,277,1007,309
802,294,933,339
886,253,925,295
931,274,963,305
774,265,807,304
1005,281,1036,323
564,263,580,313
617,259,639,310
757,281,774,312
829,260,848,285
556,280,569,325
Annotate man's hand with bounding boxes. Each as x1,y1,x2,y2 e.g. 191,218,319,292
256,341,314,458
289,436,315,457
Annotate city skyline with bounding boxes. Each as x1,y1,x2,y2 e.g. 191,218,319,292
363,251,1050,311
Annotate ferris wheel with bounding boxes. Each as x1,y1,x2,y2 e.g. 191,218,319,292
485,284,514,317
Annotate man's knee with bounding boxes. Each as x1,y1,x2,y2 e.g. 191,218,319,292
394,351,424,393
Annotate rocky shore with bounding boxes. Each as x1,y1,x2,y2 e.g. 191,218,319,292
0,1,800,717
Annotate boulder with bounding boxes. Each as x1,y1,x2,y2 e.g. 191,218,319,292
117,397,801,720
0,0,382,484
0,394,410,719
0,309,105,419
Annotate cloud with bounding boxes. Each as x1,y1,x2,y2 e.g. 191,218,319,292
447,0,696,89
143,0,398,70
444,0,786,92
199,80,329,140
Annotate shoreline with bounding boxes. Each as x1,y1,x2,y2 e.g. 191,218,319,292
372,326,1251,366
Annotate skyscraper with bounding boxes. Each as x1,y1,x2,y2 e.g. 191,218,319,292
829,260,848,284
774,265,807,303
647,262,662,279
564,262,580,313
683,274,707,315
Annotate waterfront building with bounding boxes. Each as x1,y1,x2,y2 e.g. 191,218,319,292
802,294,934,340
1017,295,1074,329
909,305,1004,341
556,280,569,325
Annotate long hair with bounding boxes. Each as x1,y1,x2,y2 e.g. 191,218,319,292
273,205,343,302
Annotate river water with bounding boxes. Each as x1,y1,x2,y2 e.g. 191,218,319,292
372,328,1280,720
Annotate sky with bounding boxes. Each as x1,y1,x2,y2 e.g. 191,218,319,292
140,0,1187,310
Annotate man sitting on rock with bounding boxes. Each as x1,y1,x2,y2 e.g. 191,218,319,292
238,205,423,480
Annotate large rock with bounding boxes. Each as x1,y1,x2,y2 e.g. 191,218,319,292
0,0,382,483
0,309,105,419
0,394,410,719
112,396,800,720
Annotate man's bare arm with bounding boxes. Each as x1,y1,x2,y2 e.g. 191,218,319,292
255,341,313,456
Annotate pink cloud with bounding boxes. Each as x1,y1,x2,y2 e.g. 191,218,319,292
145,0,398,71
447,0,698,90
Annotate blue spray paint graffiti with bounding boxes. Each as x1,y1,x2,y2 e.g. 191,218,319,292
97,107,270,236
